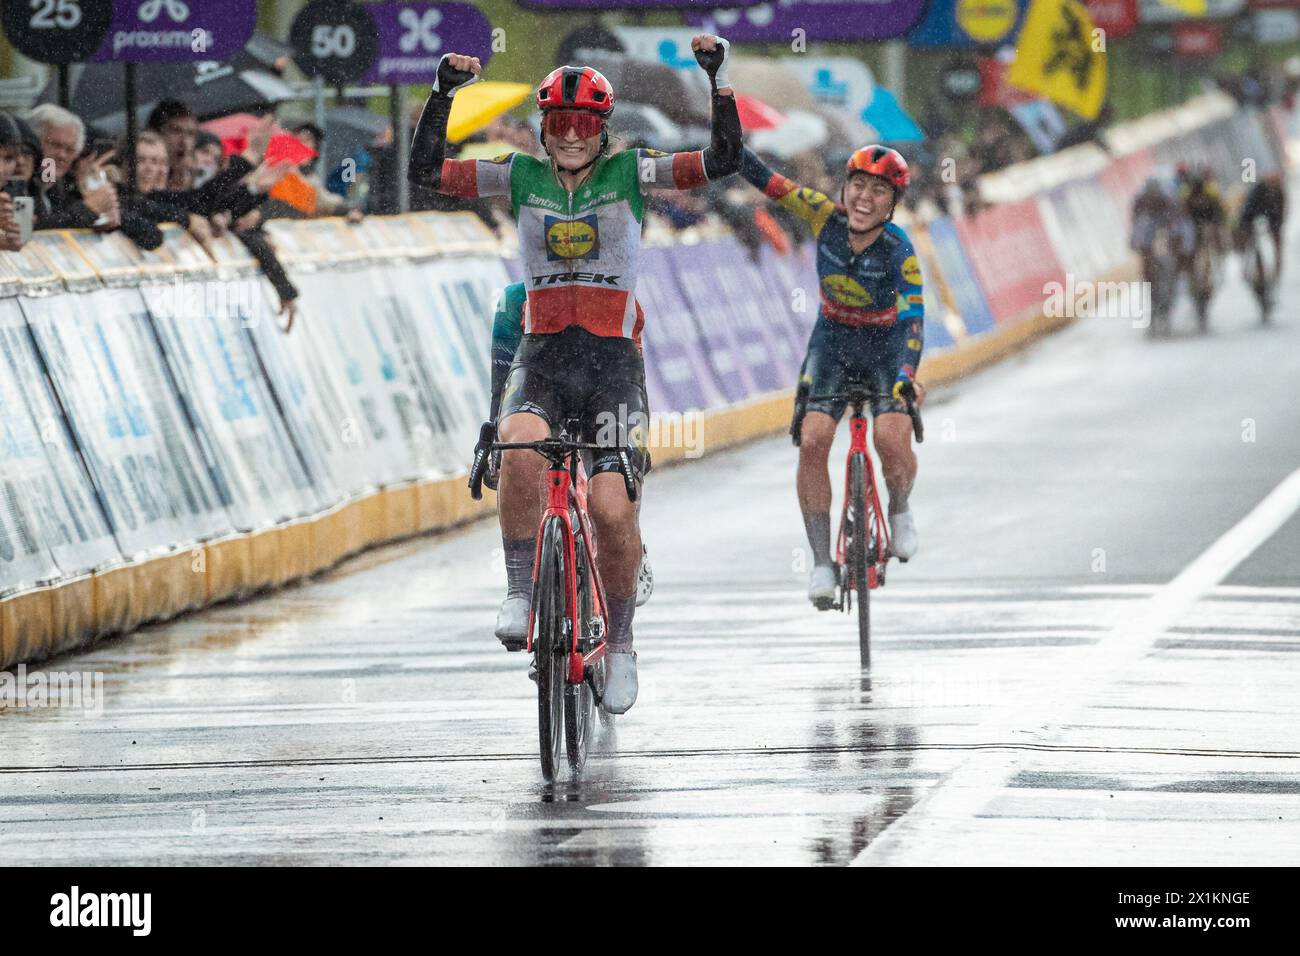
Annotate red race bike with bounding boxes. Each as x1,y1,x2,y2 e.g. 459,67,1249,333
469,419,637,780
802,386,922,667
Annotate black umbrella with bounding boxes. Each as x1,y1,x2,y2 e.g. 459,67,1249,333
42,61,296,133
319,106,390,176
574,51,709,128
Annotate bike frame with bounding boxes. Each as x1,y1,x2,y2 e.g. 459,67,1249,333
527,455,608,686
834,407,891,589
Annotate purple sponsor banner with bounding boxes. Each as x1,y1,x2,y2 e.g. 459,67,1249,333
755,244,816,375
521,0,763,9
91,0,256,63
666,240,785,398
637,250,727,413
689,1,928,42
657,245,752,404
362,2,493,85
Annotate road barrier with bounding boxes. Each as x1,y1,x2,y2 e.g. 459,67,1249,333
0,93,1287,668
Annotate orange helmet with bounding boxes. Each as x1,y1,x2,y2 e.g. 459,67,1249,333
535,66,615,115
846,144,910,192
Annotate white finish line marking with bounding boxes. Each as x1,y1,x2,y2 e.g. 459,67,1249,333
852,466,1300,865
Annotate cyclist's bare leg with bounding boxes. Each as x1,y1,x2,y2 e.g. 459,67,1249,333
496,412,548,617
796,411,837,566
497,412,549,538
588,472,641,649
873,412,916,516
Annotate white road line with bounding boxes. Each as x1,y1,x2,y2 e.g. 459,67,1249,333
852,466,1300,866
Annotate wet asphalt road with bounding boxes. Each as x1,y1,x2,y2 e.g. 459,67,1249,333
2,237,1299,866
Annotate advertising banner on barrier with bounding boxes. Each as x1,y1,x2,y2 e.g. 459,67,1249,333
636,251,727,414
361,266,466,476
1036,174,1129,282
952,198,1064,322
655,244,754,404
289,273,432,489
0,301,66,594
665,241,788,396
239,279,359,503
21,290,230,558
905,228,959,351
923,217,997,337
140,280,321,530
0,300,120,581
754,242,819,360
412,255,514,466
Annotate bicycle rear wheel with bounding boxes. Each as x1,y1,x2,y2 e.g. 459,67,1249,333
535,517,568,781
564,532,596,771
848,452,871,667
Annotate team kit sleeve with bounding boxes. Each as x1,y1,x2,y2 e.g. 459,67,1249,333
636,86,741,191
894,237,925,383
488,282,527,422
409,57,514,199
737,146,836,237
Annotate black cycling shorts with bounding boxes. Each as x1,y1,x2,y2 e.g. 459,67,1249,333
800,315,909,422
499,326,652,481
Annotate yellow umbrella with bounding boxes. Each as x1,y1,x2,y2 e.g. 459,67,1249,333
447,81,533,143
457,140,517,161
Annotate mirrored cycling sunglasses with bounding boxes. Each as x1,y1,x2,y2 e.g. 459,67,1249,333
542,110,606,140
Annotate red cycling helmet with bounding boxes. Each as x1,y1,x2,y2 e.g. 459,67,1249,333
846,144,910,192
535,66,615,115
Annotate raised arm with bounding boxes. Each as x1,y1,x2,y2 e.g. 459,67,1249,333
638,35,741,191
737,146,836,237
409,53,515,198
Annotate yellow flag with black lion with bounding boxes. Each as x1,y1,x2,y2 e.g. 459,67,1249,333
1007,0,1108,120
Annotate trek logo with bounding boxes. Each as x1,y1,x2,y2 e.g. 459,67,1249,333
50,886,152,936
545,214,599,260
531,272,621,286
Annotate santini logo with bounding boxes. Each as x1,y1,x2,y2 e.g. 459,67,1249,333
50,887,151,937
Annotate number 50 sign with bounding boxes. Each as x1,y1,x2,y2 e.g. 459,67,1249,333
290,0,379,85
290,1,493,86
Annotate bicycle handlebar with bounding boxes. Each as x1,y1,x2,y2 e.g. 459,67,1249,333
806,390,924,443
467,422,639,502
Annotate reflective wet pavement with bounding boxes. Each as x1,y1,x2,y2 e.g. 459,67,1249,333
3,245,1299,865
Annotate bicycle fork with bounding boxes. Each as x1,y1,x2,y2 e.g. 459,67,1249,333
527,465,608,687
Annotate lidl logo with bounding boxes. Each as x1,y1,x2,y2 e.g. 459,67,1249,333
822,274,872,307
956,0,1018,43
901,255,923,286
545,214,599,260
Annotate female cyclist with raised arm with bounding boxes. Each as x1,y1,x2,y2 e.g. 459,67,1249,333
737,145,925,607
409,37,740,713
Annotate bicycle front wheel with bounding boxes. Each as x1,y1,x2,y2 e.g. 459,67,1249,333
848,452,871,667
564,532,596,771
535,517,568,781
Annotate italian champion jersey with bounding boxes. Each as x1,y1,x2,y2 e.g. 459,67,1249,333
440,148,714,342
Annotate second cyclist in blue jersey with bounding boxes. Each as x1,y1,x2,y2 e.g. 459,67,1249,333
737,145,925,606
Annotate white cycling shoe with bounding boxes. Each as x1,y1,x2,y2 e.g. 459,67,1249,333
602,650,638,714
808,564,838,608
494,595,530,650
890,511,919,561
635,547,654,607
